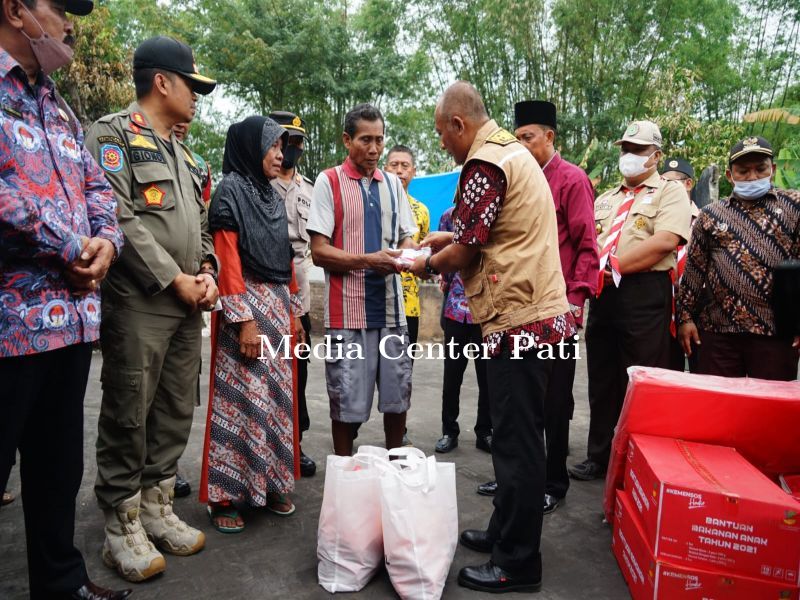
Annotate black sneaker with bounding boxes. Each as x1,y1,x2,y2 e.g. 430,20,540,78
435,435,458,453
299,451,316,477
568,459,606,481
543,493,561,515
174,473,191,498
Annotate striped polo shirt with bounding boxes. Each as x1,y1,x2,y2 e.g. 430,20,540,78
307,157,417,329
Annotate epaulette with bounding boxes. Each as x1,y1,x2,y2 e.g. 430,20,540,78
486,128,517,146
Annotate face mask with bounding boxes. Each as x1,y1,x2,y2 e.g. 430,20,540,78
732,176,771,200
619,152,655,179
19,4,74,76
281,145,304,170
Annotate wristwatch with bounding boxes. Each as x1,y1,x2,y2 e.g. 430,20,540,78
425,254,439,276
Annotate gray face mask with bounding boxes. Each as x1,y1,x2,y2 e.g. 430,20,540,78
20,4,74,76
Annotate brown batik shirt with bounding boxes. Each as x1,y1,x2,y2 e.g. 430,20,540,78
677,187,800,336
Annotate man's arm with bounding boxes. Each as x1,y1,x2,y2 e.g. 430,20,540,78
310,233,399,275
564,175,599,302
616,231,681,275
676,214,711,355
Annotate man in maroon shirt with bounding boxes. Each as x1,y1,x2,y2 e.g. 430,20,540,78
475,101,598,515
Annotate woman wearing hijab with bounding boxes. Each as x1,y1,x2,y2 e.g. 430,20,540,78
200,116,303,533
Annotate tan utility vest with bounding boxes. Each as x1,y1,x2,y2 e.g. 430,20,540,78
458,120,569,336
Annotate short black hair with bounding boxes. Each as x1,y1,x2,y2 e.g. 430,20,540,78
387,145,415,166
133,68,177,99
344,103,384,138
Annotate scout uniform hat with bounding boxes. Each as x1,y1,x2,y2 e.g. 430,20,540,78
133,36,217,95
268,111,308,139
65,0,94,14
728,136,773,164
660,157,695,180
614,120,662,148
513,100,557,130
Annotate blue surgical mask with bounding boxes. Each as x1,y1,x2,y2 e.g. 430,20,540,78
732,176,771,200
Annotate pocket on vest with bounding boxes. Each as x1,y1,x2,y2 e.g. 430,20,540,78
463,272,498,323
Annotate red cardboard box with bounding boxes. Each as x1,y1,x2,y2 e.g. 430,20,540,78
613,490,799,599
624,434,800,585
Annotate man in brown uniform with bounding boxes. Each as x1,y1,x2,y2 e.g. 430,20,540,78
569,121,691,482
268,109,316,476
410,81,575,594
85,36,218,583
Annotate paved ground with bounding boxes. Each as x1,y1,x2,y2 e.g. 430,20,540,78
1,337,629,599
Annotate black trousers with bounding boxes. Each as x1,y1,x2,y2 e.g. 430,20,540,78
544,336,577,499
0,344,92,598
441,318,491,438
406,316,419,346
585,272,672,468
297,313,312,438
696,331,798,381
486,346,550,575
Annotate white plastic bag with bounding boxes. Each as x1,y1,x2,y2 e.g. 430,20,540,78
380,447,458,600
317,446,388,592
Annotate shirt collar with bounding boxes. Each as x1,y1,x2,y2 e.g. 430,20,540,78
614,170,662,193
542,151,561,176
0,47,52,90
341,156,384,182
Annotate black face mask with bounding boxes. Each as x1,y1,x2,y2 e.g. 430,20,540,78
282,145,304,170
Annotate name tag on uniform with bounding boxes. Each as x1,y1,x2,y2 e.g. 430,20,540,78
641,195,654,205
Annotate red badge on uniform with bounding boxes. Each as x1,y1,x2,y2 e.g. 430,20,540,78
129,122,141,134
131,112,147,127
142,184,166,207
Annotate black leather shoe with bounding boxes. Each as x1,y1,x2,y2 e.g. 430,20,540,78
71,580,132,600
543,493,560,515
475,435,492,453
476,480,497,496
458,560,542,594
568,459,606,481
300,451,316,477
459,529,494,553
173,473,191,498
435,435,458,453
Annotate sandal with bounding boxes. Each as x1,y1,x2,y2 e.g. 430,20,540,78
2,490,14,506
266,492,296,516
207,502,245,533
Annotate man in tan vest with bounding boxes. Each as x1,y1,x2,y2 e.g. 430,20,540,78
409,81,575,594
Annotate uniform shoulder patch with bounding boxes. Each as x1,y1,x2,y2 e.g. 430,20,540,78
100,144,124,172
96,135,124,146
486,128,517,146
302,174,314,185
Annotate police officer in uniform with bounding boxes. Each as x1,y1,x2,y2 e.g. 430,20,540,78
569,121,691,482
268,109,316,477
85,36,218,583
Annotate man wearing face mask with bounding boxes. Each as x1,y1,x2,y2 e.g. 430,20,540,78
0,1,130,598
85,36,219,583
677,137,800,379
268,109,317,477
569,120,691,482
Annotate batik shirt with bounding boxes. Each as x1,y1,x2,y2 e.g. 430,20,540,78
677,187,800,336
0,50,122,357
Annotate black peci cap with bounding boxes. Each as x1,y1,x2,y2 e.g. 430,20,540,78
660,157,695,179
133,36,217,95
268,111,307,138
729,136,773,164
65,0,94,15
514,100,557,130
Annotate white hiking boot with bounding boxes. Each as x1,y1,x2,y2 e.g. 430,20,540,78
140,475,205,556
102,490,166,582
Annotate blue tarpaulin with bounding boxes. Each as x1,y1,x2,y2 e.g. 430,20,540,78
407,170,460,231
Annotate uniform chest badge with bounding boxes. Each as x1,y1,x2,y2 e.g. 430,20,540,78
129,122,141,134
633,216,648,230
596,223,603,234
129,134,158,150
100,144,124,172
13,121,41,152
143,184,166,207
